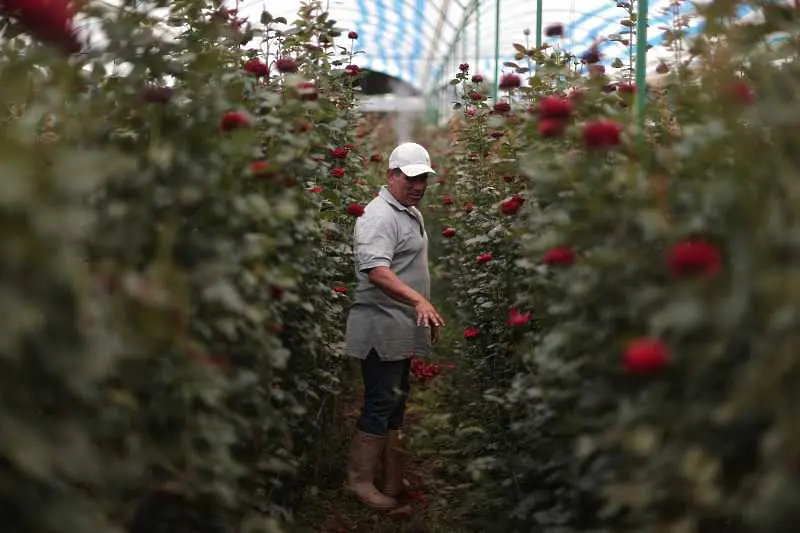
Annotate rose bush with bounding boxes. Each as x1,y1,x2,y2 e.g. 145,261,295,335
0,1,383,532
427,1,800,532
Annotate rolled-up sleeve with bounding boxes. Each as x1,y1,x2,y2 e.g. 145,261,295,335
355,212,396,271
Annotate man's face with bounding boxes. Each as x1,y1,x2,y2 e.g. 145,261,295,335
387,169,429,207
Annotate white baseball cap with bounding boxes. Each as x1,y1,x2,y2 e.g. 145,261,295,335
388,142,436,177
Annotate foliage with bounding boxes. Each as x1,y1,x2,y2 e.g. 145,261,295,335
427,1,800,532
0,1,387,531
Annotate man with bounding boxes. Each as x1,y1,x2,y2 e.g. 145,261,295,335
344,141,446,509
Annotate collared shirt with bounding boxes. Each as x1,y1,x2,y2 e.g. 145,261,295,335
344,185,431,361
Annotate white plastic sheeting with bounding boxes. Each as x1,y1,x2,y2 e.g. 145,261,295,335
78,1,776,92
232,0,729,91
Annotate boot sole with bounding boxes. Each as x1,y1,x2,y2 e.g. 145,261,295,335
344,485,398,510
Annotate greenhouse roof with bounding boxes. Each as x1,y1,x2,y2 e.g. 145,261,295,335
234,0,763,92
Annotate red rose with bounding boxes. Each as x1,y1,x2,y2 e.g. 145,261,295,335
330,167,346,178
725,81,755,106
545,23,564,37
589,64,605,76
294,81,318,101
295,120,313,133
309,186,323,193
346,203,365,217
243,58,269,77
582,46,602,64
270,285,285,301
623,338,670,374
441,227,456,238
465,109,476,118
500,195,524,215
582,120,623,149
141,85,173,105
471,74,484,83
668,239,722,277
494,101,511,114
348,30,358,39
539,119,566,138
220,111,250,132
469,91,485,102
345,64,361,77
498,73,522,90
543,247,575,266
333,285,348,294
507,308,530,327
275,57,298,73
329,147,348,159
537,96,573,120
250,160,274,178
464,202,475,213
476,253,492,264
344,143,354,151
2,0,79,53
441,195,455,206
464,327,480,340
459,63,469,72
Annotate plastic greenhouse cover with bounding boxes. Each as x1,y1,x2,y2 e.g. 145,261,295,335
80,1,777,91
232,0,770,91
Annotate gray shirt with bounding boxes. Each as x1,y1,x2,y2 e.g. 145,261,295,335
344,185,431,361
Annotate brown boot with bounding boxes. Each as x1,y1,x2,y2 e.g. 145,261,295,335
346,431,398,509
382,429,408,497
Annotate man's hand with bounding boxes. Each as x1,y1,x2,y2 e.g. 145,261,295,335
415,299,445,329
431,324,441,345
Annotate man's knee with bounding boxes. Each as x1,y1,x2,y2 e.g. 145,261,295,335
359,388,405,435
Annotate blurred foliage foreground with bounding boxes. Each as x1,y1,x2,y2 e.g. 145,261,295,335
0,0,389,532
3,1,800,533
419,1,800,532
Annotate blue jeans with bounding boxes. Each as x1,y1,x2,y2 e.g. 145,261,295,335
356,349,411,436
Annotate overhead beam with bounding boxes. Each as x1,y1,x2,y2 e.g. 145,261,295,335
420,0,454,89
426,0,481,93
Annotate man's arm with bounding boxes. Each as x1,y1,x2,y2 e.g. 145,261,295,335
367,266,445,328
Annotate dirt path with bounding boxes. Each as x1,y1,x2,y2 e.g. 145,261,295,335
292,363,469,533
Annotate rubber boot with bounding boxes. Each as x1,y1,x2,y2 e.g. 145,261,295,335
345,430,398,509
382,429,408,497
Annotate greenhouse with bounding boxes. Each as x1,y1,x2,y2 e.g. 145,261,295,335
1,0,800,532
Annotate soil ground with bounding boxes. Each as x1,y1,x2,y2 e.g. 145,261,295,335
291,362,470,533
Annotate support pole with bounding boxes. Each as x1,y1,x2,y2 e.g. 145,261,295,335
475,0,480,71
635,0,649,143
535,0,542,50
462,18,468,64
492,0,501,102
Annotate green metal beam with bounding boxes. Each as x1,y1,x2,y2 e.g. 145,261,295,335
475,0,480,71
428,0,481,95
535,0,542,49
635,0,649,144
492,0,501,101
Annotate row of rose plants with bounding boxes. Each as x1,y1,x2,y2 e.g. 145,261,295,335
0,1,390,532
424,1,800,531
